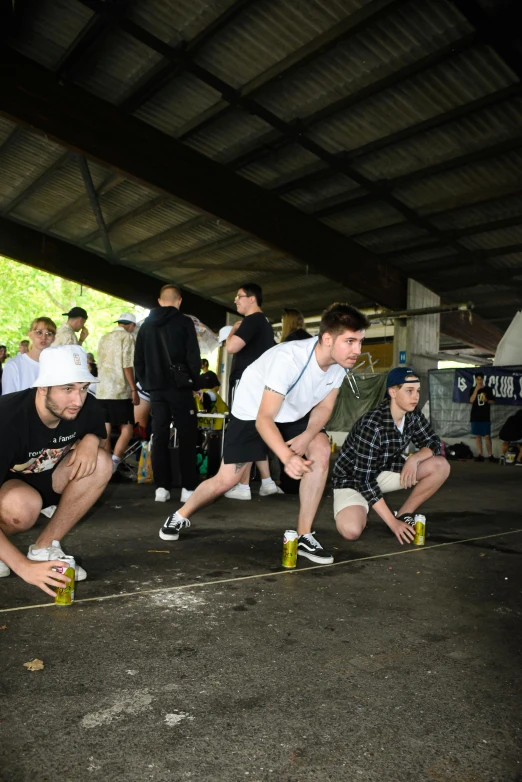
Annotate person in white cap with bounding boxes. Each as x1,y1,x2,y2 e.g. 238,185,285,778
0,345,112,594
96,313,139,473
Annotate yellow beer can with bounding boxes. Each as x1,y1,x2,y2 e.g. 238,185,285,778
412,515,426,546
282,530,298,568
54,558,76,606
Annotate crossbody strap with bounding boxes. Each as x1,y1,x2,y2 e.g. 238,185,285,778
158,328,172,367
285,338,360,398
286,339,318,394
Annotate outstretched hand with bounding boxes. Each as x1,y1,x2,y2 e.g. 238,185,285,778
19,560,71,597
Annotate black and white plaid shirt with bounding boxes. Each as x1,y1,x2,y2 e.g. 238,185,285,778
332,400,441,507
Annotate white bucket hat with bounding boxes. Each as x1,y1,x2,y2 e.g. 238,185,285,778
218,325,233,344
32,345,99,387
115,312,137,324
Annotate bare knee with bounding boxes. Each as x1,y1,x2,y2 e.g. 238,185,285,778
335,508,367,541
95,448,113,482
0,492,40,535
309,438,330,472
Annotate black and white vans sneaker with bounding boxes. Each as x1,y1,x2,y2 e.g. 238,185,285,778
396,513,416,528
159,512,191,541
297,532,334,564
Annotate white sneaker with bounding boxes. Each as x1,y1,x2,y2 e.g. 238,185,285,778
224,485,251,501
27,539,87,581
0,560,10,578
155,488,170,502
40,505,57,519
180,488,194,503
259,481,284,497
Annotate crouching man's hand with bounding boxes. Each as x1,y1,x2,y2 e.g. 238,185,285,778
284,454,312,480
17,560,71,597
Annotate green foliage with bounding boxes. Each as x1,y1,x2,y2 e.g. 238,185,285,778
0,257,148,357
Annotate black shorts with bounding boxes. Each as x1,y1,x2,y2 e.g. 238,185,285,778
10,470,62,508
98,398,134,427
223,413,323,465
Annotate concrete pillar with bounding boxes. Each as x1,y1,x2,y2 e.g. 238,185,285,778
403,279,440,409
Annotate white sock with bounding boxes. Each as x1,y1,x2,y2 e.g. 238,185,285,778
112,455,121,464
261,477,273,486
238,483,250,490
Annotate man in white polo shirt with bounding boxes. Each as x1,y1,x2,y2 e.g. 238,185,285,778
1,317,57,395
159,303,370,564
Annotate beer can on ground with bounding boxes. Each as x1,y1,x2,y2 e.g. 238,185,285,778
282,530,298,568
412,515,426,547
54,557,76,606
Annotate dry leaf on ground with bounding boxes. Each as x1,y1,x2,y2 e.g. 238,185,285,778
23,658,44,671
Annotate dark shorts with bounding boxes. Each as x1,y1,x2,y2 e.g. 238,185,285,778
471,421,491,436
98,398,134,427
9,470,62,508
223,413,324,465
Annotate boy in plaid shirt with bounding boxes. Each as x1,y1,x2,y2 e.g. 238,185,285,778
332,367,450,546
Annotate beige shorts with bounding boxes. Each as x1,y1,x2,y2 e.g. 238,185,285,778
333,471,403,517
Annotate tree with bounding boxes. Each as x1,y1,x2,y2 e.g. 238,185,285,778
0,257,147,356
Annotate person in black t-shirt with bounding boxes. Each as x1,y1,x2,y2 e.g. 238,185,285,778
199,359,220,391
469,372,496,463
225,283,280,500
0,345,112,595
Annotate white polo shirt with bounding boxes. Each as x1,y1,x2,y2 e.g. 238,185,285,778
232,338,346,423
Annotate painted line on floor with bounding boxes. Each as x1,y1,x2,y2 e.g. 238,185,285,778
1,527,521,614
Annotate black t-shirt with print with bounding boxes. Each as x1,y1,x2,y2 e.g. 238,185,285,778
469,384,495,422
230,312,274,382
0,388,106,485
199,370,220,389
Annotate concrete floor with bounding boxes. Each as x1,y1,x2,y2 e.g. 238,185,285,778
0,462,521,782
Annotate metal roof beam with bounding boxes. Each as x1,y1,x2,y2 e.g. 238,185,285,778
273,83,522,198
225,33,477,172
40,172,124,231
176,0,408,141
0,215,230,327
118,0,257,114
80,195,169,247
2,150,71,217
0,47,406,308
55,0,131,82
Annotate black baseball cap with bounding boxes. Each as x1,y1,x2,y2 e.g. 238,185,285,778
386,367,420,388
62,307,88,319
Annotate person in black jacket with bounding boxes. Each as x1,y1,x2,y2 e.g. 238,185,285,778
134,285,201,504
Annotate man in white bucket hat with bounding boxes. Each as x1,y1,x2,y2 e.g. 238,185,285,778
0,345,111,595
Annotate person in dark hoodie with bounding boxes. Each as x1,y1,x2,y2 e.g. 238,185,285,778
134,285,201,504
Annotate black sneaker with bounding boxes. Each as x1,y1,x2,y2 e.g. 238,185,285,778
159,512,190,541
396,513,416,528
297,532,334,564
474,455,485,463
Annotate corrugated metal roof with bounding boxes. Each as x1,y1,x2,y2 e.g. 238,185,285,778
9,0,94,70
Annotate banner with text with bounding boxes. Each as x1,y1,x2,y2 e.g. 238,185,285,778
453,368,522,406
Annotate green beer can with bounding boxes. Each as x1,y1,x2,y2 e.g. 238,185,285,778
54,557,76,606
413,514,426,546
282,530,298,568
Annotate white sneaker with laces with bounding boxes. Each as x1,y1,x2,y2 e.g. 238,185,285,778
40,505,57,519
224,485,251,501
27,539,87,581
159,512,191,541
180,488,194,503
259,481,284,497
0,560,10,578
155,488,171,502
